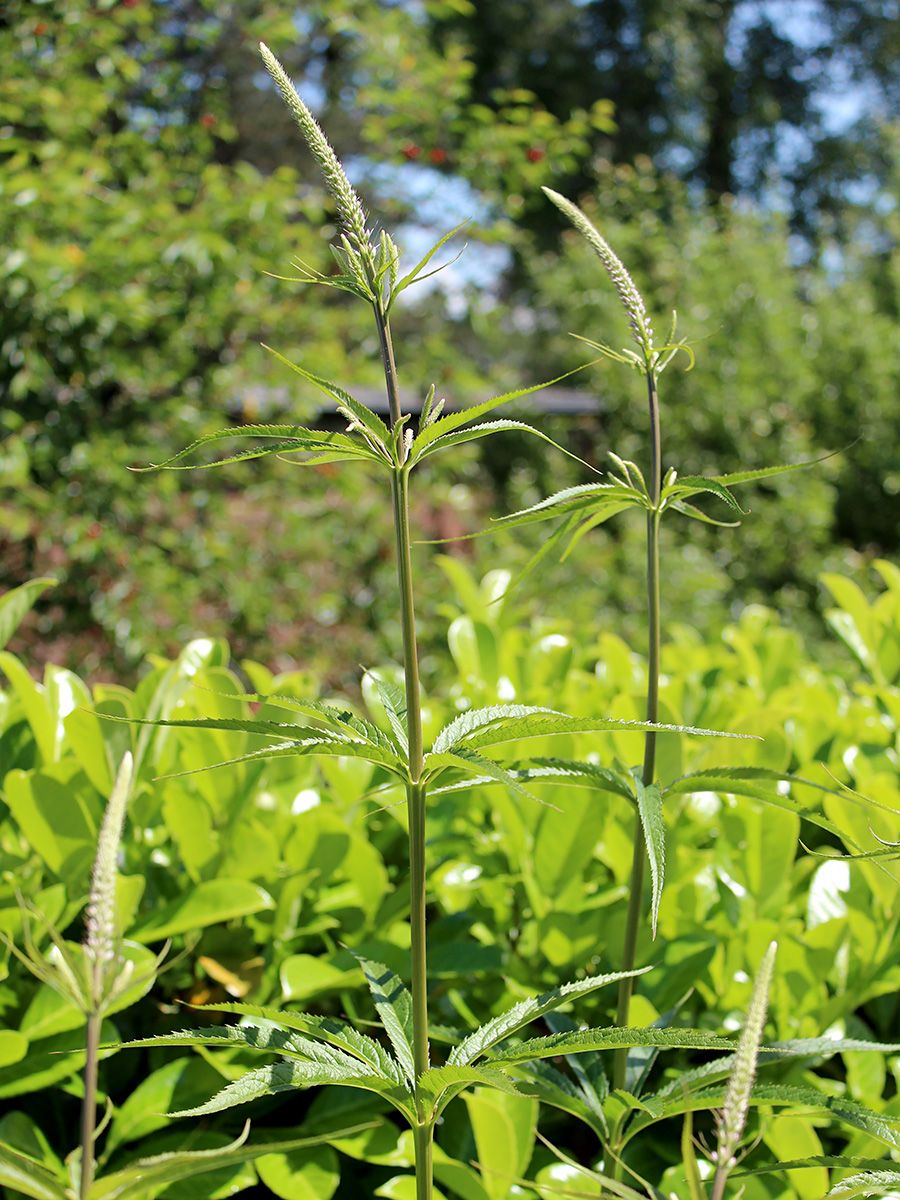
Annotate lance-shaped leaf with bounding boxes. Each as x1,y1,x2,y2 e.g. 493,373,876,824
489,1026,736,1065
388,220,468,307
503,1059,607,1138
432,705,557,755
661,766,868,839
365,673,409,754
423,748,551,809
412,418,591,472
735,1158,900,1186
0,1143,66,1200
635,777,666,938
661,475,747,515
132,424,377,472
116,1022,363,1073
261,344,390,449
356,956,417,1085
713,453,834,487
188,1000,405,1084
91,1120,379,1200
152,734,406,781
669,499,741,527
450,967,651,1066
408,364,596,464
456,712,753,752
649,1036,900,1102
489,482,643,530
416,1063,524,1116
169,1058,411,1119
197,688,399,752
624,1084,900,1151
514,758,635,801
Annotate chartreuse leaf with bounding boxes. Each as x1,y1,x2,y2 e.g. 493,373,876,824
0,1143,65,1200
356,956,417,1086
450,967,651,1067
91,1121,379,1200
532,1134,660,1199
464,1088,537,1200
490,1026,736,1064
153,734,405,780
129,879,274,942
635,777,666,938
132,424,376,472
408,364,595,465
0,579,56,651
187,1001,404,1083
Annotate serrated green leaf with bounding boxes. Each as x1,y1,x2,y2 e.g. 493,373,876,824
169,1059,408,1119
450,967,651,1067
261,344,390,446
356,957,417,1086
635,777,666,938
186,1002,404,1084
625,1084,900,1151
490,483,641,529
668,499,741,527
409,364,595,462
514,758,635,800
412,419,590,472
365,674,409,755
459,712,752,752
132,424,373,472
424,748,549,808
153,735,405,780
432,705,556,755
490,1026,736,1064
661,767,866,838
115,1022,363,1073
664,476,748,514
417,1064,524,1115
389,221,468,307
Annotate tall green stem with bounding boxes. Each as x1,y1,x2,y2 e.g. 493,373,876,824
380,311,431,1197
79,1010,102,1200
710,1167,728,1200
613,370,661,1094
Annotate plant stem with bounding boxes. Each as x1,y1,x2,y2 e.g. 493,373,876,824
380,307,431,1196
710,1166,728,1200
377,307,402,428
413,1122,435,1200
79,1009,102,1200
613,370,661,1094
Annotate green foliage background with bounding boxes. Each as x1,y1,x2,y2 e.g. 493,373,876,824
2,0,897,680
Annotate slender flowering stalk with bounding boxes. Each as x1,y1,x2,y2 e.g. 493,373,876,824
260,44,433,1195
543,188,654,357
259,43,373,264
711,942,777,1199
81,752,134,1200
545,192,662,1094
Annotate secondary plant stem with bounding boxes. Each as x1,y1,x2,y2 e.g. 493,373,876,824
79,1009,102,1200
381,311,431,1195
613,370,662,1094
